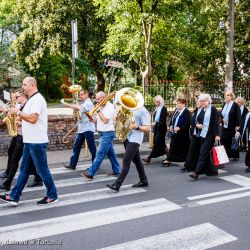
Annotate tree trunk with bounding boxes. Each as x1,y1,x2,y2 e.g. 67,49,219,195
225,0,234,91
96,71,105,92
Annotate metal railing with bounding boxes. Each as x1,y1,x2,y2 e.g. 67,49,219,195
144,80,250,111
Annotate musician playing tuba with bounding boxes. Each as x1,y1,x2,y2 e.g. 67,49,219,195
107,88,150,191
81,91,121,180
62,89,97,170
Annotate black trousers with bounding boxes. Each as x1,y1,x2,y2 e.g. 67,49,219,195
3,135,41,187
115,140,148,187
195,136,215,175
184,136,201,171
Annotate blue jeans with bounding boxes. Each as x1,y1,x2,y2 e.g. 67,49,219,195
70,131,97,166
10,143,58,202
87,131,120,176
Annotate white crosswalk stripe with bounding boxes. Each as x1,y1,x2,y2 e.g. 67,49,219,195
14,164,91,178
98,223,237,250
0,165,241,249
20,174,116,193
0,198,181,243
0,185,147,216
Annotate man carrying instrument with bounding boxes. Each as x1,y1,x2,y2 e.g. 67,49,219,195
63,89,97,170
81,91,120,180
0,77,58,206
107,105,150,191
0,90,42,191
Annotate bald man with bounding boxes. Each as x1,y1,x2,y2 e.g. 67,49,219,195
81,91,120,180
0,77,58,206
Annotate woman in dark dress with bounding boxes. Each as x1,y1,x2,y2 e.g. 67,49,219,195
143,95,168,163
162,97,190,166
236,96,248,151
221,91,242,160
241,111,250,173
182,97,204,172
190,94,220,180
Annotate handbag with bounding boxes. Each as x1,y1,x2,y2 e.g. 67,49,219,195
212,142,229,166
231,133,240,151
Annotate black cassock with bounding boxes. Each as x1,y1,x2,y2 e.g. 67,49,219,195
149,106,168,158
242,113,250,167
194,106,220,175
221,102,242,159
184,107,204,171
167,108,191,162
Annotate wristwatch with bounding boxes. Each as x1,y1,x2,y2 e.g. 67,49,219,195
136,125,140,130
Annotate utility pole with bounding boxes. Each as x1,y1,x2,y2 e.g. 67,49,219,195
71,20,78,85
225,0,234,91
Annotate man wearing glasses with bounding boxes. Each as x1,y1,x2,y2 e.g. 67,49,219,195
63,89,97,170
0,89,42,191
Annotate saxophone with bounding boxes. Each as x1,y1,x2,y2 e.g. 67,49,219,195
2,95,18,137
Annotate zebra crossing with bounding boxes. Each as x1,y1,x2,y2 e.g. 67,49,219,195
0,163,247,249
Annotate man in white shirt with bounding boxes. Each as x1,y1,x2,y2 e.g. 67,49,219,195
63,89,96,170
0,77,58,206
81,91,120,179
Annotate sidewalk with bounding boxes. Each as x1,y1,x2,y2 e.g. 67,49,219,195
0,142,152,170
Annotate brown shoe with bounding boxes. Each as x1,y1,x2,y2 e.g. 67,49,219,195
142,157,151,163
81,171,93,180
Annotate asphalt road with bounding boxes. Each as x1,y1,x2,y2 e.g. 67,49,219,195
0,154,249,250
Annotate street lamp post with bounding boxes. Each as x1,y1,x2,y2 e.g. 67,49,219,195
225,0,235,91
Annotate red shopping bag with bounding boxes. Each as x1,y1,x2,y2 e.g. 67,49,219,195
212,147,220,166
212,144,229,166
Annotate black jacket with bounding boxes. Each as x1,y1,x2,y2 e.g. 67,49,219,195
221,102,242,132
153,105,167,133
197,106,220,138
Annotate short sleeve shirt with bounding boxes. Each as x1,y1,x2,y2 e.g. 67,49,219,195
96,101,115,132
78,98,95,133
22,93,49,143
127,106,150,145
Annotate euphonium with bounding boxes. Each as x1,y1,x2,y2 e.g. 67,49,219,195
115,87,144,141
2,95,18,137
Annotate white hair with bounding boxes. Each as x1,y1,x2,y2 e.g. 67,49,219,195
198,93,212,104
154,95,165,106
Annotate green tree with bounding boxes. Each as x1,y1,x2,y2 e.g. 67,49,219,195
12,0,109,90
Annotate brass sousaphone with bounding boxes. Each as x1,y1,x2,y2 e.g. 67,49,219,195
115,87,144,141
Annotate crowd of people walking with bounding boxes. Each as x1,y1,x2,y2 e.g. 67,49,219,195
0,77,249,207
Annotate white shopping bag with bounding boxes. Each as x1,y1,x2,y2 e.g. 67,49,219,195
212,145,229,166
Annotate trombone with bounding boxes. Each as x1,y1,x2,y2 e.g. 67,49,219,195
62,91,116,144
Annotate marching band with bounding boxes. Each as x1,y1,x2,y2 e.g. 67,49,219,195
0,76,249,207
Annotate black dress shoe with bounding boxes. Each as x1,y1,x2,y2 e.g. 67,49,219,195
64,164,76,170
27,180,43,188
0,184,10,191
0,172,7,178
132,181,148,188
107,183,120,191
189,173,198,180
